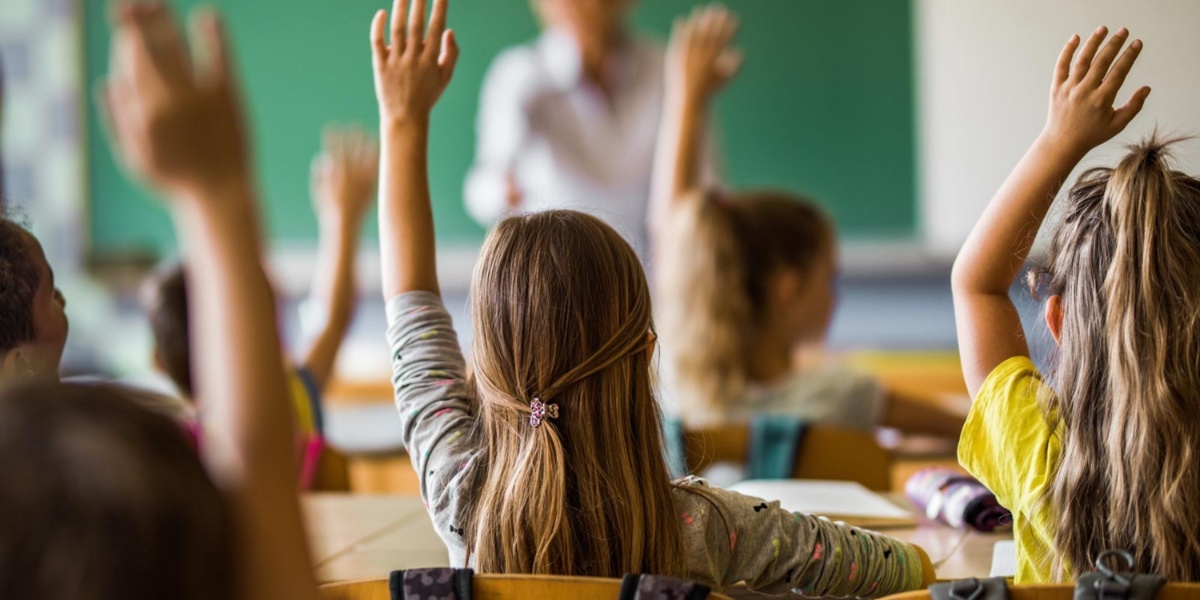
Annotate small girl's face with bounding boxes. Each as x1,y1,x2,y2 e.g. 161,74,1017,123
778,242,838,344
25,233,68,376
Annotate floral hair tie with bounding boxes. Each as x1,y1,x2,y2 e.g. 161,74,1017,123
529,397,559,428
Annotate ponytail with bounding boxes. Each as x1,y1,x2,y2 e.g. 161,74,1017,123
1042,136,1200,580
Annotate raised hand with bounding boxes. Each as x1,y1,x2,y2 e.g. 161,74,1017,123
101,2,248,200
1043,26,1150,156
667,3,742,106
370,0,459,128
311,125,379,229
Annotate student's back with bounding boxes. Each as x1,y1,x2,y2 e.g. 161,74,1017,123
951,26,1200,582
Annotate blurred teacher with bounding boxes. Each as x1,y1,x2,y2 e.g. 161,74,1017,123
464,0,711,258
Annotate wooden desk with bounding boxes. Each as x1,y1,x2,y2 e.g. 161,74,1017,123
304,493,1009,584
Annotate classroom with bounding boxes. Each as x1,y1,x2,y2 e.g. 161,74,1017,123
2,0,1200,598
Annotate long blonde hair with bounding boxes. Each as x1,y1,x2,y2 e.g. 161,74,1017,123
466,210,685,577
658,190,832,423
1037,137,1200,579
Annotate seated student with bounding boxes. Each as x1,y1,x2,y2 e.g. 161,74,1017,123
0,2,320,599
652,7,964,439
955,28,1200,582
141,126,377,487
372,0,934,593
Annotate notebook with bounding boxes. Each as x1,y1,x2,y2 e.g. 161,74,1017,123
990,540,1017,578
728,480,917,529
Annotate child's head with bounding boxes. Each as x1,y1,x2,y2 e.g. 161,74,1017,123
0,218,68,381
142,263,193,398
0,381,235,599
466,209,683,577
658,190,835,421
1036,138,1200,579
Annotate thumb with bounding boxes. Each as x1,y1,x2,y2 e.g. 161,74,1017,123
191,8,235,89
439,29,460,85
716,49,743,83
1112,86,1151,131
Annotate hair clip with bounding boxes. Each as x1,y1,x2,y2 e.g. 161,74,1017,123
529,397,559,427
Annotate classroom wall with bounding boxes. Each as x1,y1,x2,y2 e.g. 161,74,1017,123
916,0,1200,257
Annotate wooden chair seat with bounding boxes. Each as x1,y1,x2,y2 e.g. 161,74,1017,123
319,574,734,600
682,423,892,491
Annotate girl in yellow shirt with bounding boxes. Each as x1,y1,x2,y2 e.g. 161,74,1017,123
954,26,1200,582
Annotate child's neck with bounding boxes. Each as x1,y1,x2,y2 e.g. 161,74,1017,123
743,326,796,386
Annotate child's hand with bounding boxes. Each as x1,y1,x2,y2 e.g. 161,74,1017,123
371,0,459,129
1042,26,1150,157
667,4,742,106
101,2,249,200
311,125,379,229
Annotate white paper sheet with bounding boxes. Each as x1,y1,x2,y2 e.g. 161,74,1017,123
728,480,914,520
990,540,1017,578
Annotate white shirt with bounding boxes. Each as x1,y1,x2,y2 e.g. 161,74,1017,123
466,29,702,258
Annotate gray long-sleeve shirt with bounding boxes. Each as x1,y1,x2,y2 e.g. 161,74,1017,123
387,291,924,596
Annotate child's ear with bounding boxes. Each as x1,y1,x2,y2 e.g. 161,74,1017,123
1045,295,1064,346
1,347,34,380
770,269,803,309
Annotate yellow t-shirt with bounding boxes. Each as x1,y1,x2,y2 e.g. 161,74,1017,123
958,356,1061,583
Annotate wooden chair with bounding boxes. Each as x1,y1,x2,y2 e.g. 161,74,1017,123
682,423,892,491
319,574,735,600
312,446,352,492
884,584,1200,600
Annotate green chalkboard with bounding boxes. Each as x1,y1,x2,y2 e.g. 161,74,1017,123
85,0,914,257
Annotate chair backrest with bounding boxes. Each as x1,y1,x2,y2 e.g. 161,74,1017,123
319,574,735,600
682,423,892,491
313,446,352,492
884,584,1200,600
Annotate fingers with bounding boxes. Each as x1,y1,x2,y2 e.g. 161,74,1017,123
1099,38,1144,102
1053,33,1079,85
1069,26,1108,84
424,0,448,59
1082,27,1128,88
389,0,407,52
371,9,388,61
1112,86,1151,131
438,29,460,86
406,0,428,57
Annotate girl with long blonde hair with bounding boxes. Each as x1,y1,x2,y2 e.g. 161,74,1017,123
953,27,1199,582
374,0,933,594
651,7,964,440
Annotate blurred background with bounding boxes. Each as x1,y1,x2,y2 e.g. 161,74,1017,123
2,0,1198,393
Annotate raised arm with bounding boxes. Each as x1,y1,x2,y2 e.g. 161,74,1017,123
301,125,379,390
372,0,459,299
649,4,740,235
101,4,317,600
951,27,1148,397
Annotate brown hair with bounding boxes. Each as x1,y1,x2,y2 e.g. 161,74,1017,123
142,263,193,397
0,218,42,354
0,381,237,599
1036,137,1200,580
657,189,833,423
465,210,684,577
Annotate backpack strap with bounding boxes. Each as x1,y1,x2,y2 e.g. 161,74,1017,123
618,574,711,600
746,415,805,480
1074,551,1165,600
389,567,474,600
930,577,1010,600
